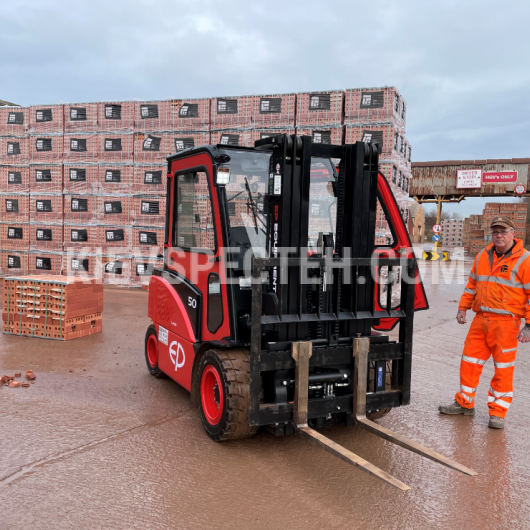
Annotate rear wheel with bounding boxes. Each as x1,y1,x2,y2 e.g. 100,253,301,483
198,349,258,442
145,325,165,378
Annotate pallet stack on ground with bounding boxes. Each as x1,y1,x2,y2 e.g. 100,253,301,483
2,275,102,340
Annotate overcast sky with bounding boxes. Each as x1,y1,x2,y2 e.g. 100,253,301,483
1,0,528,215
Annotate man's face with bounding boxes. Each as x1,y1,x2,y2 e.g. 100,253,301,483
491,224,515,252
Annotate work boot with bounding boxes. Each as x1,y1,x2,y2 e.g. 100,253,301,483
438,401,475,416
488,416,505,429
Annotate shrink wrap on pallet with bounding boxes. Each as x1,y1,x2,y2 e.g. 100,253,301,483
63,193,97,224
0,106,28,136
30,133,63,163
1,136,30,164
1,192,30,222
97,162,134,195
63,132,98,162
29,222,63,252
63,163,98,194
63,223,99,253
29,104,64,134
0,222,30,251
296,90,343,127
0,249,28,276
30,163,63,194
27,250,64,275
344,87,406,131
210,96,254,130
252,94,296,128
0,165,30,193
133,163,167,196
98,101,135,131
64,102,98,133
98,224,132,254
30,193,63,224
210,129,253,147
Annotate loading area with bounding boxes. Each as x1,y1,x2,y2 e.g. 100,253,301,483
2,260,530,529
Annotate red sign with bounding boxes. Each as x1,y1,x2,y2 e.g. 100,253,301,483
482,171,518,183
514,184,526,195
433,224,442,233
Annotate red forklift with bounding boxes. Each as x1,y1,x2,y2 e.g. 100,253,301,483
145,135,476,489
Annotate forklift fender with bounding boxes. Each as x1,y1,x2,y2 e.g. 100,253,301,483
190,342,219,404
148,276,196,343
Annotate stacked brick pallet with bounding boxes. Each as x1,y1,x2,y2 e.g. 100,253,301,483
464,203,527,255
2,275,102,339
343,87,410,233
1,86,411,286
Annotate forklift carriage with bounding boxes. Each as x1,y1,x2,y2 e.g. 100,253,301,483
145,134,476,489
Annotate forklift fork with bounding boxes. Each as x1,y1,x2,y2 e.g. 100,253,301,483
292,339,477,490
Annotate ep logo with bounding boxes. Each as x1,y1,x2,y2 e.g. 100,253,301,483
169,341,185,371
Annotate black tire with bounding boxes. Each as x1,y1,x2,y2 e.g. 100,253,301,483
145,325,165,378
198,349,258,442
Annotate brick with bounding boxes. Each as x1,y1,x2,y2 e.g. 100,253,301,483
0,106,29,136
22,382,30,387
0,136,30,164
98,101,135,132
0,164,30,193
296,90,343,127
64,102,98,132
29,163,63,194
29,104,64,134
25,371,36,380
15,372,21,377
8,381,21,388
30,134,64,163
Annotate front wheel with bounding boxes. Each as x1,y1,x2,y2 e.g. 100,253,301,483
198,349,258,442
145,325,165,378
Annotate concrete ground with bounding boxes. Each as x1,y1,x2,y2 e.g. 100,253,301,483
2,260,530,530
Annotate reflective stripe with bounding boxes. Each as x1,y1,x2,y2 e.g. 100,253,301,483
511,251,530,280
464,288,476,295
462,355,487,365
469,271,477,280
501,347,517,354
494,360,516,369
476,275,524,289
461,384,477,393
480,305,515,317
488,396,512,409
489,387,514,398
460,393,474,403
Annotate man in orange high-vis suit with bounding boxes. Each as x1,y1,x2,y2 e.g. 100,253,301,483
439,216,530,429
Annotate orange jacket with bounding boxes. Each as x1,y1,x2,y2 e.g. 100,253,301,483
459,239,530,320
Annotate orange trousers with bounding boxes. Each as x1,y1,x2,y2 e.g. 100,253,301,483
455,314,519,418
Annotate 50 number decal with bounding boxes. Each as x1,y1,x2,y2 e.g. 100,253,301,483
188,296,197,308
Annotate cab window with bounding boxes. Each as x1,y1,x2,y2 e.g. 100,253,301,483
173,170,215,251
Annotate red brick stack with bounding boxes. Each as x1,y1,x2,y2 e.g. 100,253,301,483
2,275,102,340
1,86,414,285
1,105,30,277
344,87,410,225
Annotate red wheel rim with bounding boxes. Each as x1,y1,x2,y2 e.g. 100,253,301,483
200,365,224,425
147,334,158,367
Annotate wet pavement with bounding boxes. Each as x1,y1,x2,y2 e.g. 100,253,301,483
2,260,530,530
